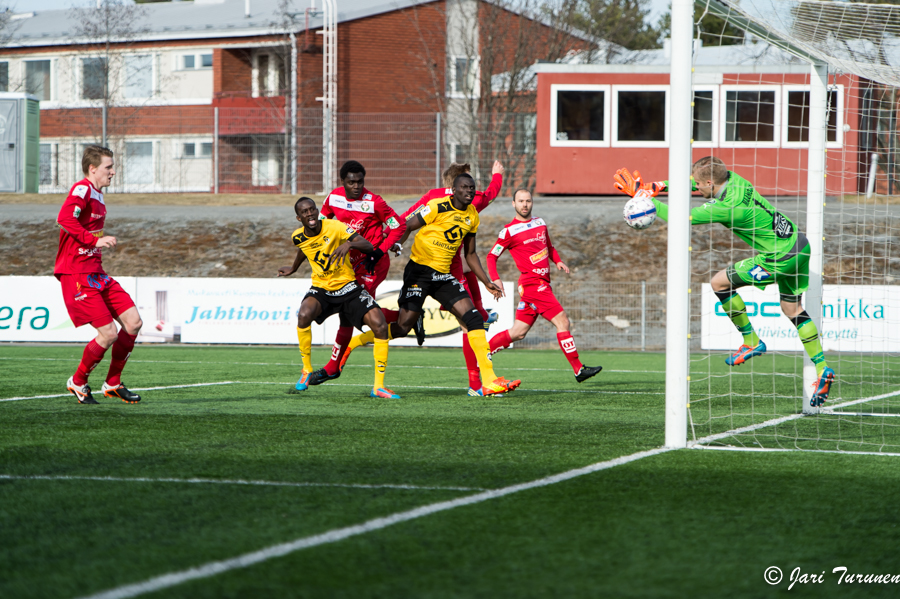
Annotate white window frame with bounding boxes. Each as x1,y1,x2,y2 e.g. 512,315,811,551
123,139,157,188
0,61,9,93
39,142,58,188
176,138,214,159
719,85,781,149
175,52,213,72
23,58,53,102
549,83,611,148
78,54,109,101
781,84,844,149
122,52,157,100
446,55,480,99
611,85,669,148
251,143,282,187
691,86,718,148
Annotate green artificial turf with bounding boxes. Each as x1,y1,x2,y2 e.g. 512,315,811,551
1,345,900,598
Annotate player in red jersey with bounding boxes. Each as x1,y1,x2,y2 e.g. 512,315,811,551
486,189,602,383
339,160,503,395
301,160,406,388
56,145,143,404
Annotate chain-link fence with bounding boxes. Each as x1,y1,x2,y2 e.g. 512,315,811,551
37,108,537,196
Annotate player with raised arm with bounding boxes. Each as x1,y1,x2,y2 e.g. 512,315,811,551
300,160,406,388
278,197,399,399
57,145,143,404
486,189,603,383
341,161,504,394
614,156,835,407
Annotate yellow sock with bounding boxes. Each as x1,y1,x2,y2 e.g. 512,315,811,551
349,329,375,351
374,338,389,390
297,326,312,372
466,329,497,383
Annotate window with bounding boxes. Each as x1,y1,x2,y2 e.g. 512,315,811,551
693,90,714,143
200,142,212,156
179,53,212,70
0,62,7,93
785,89,839,145
183,55,195,69
125,54,153,99
550,84,612,147
39,143,56,186
201,54,213,68
82,57,108,100
254,53,285,97
180,142,212,158
125,141,154,186
724,89,777,143
257,54,268,96
251,138,283,187
615,89,667,145
25,60,51,101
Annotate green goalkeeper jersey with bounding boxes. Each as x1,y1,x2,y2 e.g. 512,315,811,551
652,171,799,258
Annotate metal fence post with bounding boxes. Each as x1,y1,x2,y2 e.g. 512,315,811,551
214,106,219,194
641,280,646,352
435,112,441,188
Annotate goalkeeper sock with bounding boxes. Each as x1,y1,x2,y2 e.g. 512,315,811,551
466,329,497,383
489,330,511,354
462,335,481,389
324,326,353,375
715,290,760,347
791,312,828,376
297,326,312,372
465,272,489,320
556,332,583,374
373,338,389,390
74,339,107,386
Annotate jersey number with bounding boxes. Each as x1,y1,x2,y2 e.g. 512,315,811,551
313,251,331,269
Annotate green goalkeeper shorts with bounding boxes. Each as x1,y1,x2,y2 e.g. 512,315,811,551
726,233,810,300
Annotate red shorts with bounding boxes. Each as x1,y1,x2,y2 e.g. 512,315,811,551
58,273,135,328
516,281,564,326
352,253,390,295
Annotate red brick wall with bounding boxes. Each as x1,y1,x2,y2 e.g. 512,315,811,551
41,106,213,138
215,47,252,96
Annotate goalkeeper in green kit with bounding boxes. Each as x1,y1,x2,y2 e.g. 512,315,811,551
614,156,835,407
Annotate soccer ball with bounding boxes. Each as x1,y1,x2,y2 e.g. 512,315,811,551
623,193,657,230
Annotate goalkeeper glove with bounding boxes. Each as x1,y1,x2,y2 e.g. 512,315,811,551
364,248,385,274
614,168,665,197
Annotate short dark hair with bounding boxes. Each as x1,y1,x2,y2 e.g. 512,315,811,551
82,145,113,176
453,173,475,188
513,188,532,200
340,160,365,180
442,163,470,187
294,196,316,214
692,156,728,185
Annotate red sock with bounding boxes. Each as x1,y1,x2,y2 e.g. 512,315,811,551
106,331,137,386
464,272,489,321
381,309,399,324
462,335,481,389
325,326,354,375
74,339,107,386
557,332,583,374
489,330,512,354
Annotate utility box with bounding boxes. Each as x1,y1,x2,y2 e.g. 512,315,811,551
0,93,40,193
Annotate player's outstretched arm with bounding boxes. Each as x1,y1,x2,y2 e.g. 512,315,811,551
327,233,373,270
463,234,503,299
278,248,307,277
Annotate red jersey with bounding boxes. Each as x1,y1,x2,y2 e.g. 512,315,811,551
55,178,107,276
401,173,502,279
320,187,406,262
486,217,562,286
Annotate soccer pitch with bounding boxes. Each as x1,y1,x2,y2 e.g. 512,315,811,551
3,345,900,598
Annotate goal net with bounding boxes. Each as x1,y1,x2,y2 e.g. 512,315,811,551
685,0,900,454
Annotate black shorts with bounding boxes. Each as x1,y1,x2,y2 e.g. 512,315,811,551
398,261,470,313
304,281,378,330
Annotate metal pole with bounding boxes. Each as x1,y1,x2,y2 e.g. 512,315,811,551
290,32,298,196
102,104,107,148
664,0,692,449
804,63,828,413
641,280,646,352
436,112,441,188
214,106,219,194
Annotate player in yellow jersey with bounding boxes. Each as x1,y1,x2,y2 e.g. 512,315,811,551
277,197,399,399
341,174,521,396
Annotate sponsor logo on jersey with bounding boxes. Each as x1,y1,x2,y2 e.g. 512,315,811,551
345,226,355,235
443,224,464,243
323,236,330,243
360,202,370,213
73,206,82,218
326,281,358,296
529,248,548,264
490,244,504,256
560,338,577,353
419,205,432,217
91,213,103,219
72,185,88,199
78,247,103,256
507,217,545,237
363,193,373,200
348,218,366,231
386,216,400,229
91,230,104,237
329,196,374,213
537,284,549,293
524,231,546,245
748,265,772,282
464,217,471,225
531,267,549,276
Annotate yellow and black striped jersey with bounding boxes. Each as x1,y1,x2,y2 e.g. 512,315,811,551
409,197,480,274
292,219,358,291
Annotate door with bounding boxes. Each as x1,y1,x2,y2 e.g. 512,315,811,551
0,99,18,192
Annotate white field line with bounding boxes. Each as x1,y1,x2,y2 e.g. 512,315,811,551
0,356,663,374
76,447,673,599
0,474,484,492
691,445,900,457
0,381,239,403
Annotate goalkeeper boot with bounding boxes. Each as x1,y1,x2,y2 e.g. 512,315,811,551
67,376,98,404
371,388,401,399
294,370,312,392
101,382,141,403
725,340,767,366
413,313,426,346
575,365,603,383
810,367,836,408
309,367,340,386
